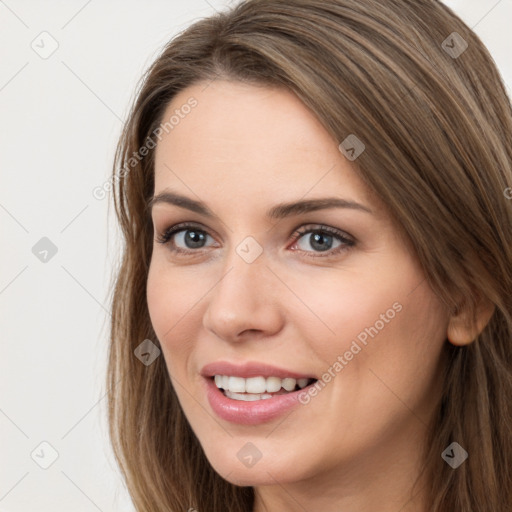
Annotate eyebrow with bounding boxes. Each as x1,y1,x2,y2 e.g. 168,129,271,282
147,190,373,219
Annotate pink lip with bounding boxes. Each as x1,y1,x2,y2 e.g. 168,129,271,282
203,376,315,425
200,361,316,380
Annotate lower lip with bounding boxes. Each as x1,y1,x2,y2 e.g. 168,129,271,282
204,377,311,425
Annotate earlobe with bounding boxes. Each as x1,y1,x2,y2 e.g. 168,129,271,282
446,299,495,346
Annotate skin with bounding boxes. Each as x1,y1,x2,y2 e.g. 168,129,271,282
146,80,475,512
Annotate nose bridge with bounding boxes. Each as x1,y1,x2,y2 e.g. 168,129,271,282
202,235,283,340
212,235,269,310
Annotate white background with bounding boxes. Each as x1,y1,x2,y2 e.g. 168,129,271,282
1,1,510,511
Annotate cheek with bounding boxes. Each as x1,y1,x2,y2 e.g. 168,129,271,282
328,279,449,429
147,261,174,338
286,257,448,399
376,284,449,382
279,265,408,358
146,259,204,370
147,255,206,324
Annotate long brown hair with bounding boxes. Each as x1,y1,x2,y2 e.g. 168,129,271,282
107,1,512,510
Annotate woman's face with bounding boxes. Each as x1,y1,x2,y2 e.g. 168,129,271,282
147,80,450,492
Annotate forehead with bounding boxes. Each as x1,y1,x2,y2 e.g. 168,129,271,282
153,80,374,209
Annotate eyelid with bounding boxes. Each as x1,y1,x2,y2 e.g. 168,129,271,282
290,225,354,244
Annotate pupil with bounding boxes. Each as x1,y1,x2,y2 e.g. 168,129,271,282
186,230,206,249
310,232,332,252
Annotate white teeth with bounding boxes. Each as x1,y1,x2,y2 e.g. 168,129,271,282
297,378,309,388
245,376,266,394
225,390,273,401
213,375,313,394
228,376,246,393
282,378,297,391
266,376,282,393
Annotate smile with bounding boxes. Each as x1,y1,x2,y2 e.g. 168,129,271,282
214,375,315,401
204,375,319,425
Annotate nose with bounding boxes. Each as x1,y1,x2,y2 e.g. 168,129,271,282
202,246,285,343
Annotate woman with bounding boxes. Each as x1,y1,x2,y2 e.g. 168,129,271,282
107,0,512,510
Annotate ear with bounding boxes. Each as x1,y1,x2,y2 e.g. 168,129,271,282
447,297,495,346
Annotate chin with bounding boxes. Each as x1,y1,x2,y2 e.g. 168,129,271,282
203,446,307,487
217,466,295,487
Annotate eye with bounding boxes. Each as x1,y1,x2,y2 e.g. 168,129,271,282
155,222,355,258
155,222,216,254
289,225,355,256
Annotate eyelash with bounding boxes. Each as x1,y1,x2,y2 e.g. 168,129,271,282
155,222,355,258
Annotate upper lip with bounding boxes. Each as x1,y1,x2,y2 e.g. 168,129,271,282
201,361,316,380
